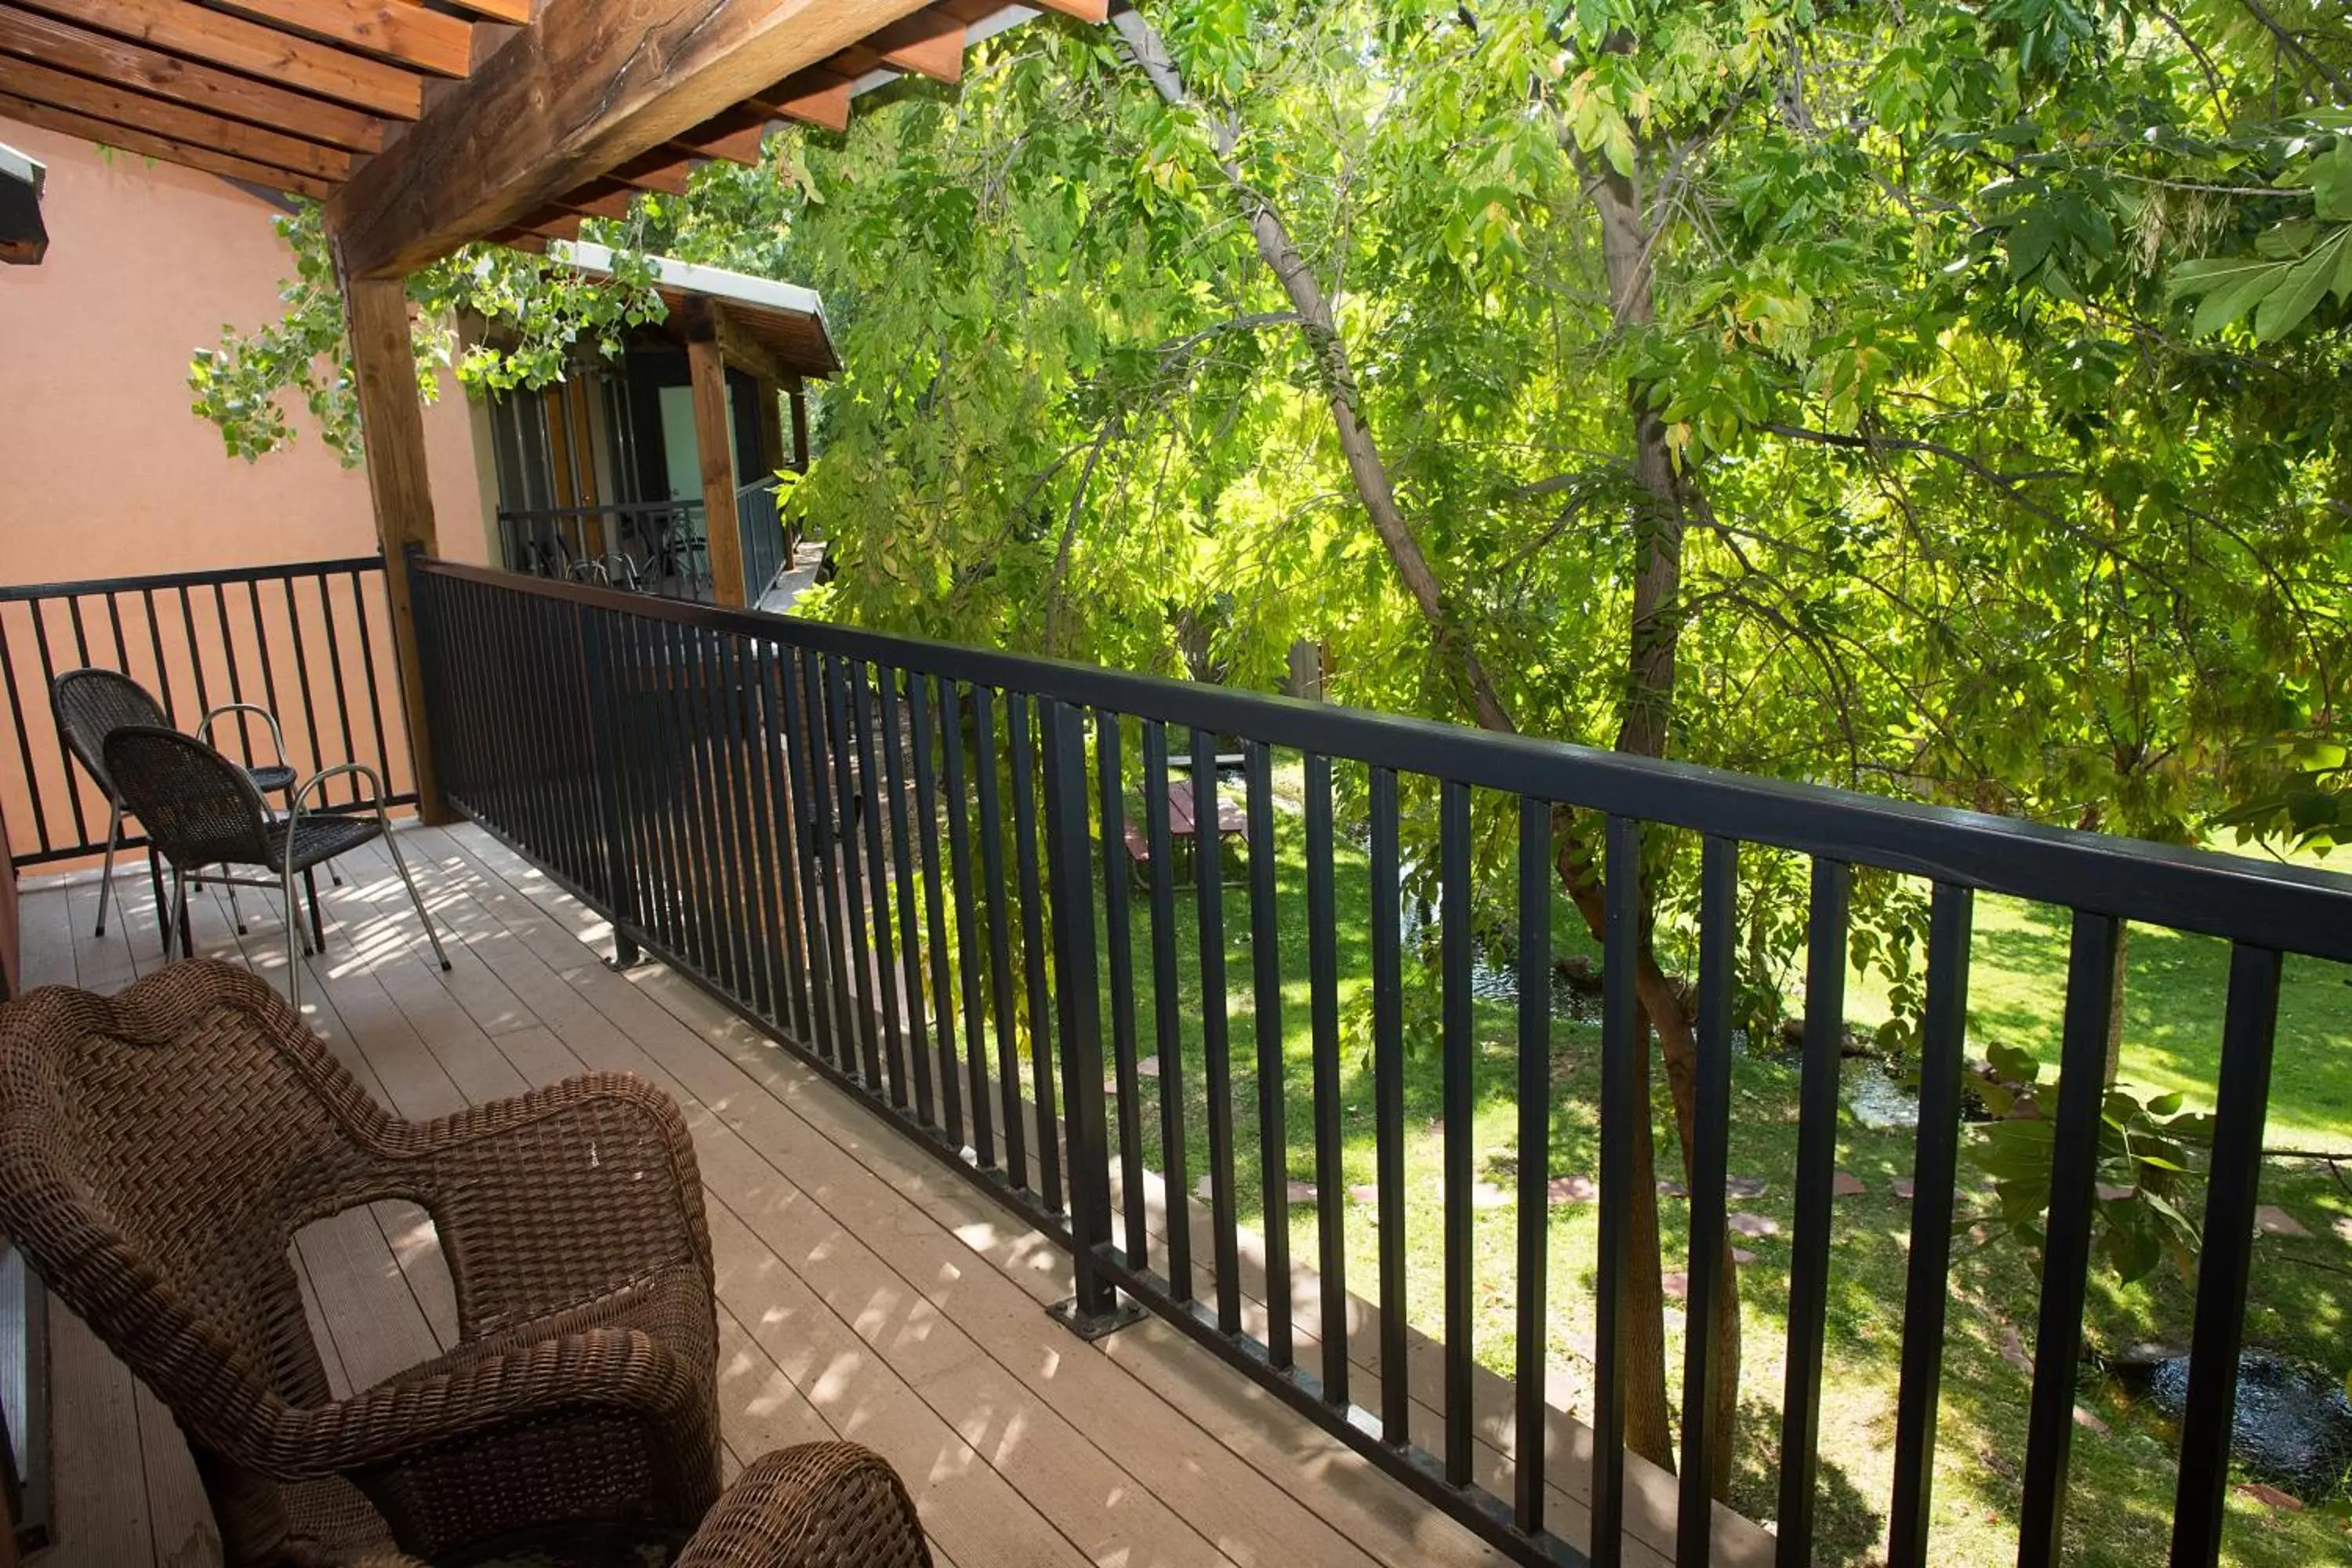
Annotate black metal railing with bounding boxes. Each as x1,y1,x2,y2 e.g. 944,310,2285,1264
496,499,710,600
0,557,415,866
735,477,791,603
408,554,2352,1568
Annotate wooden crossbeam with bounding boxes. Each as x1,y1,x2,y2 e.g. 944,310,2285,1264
13,0,424,117
746,65,851,131
861,4,963,83
668,103,775,165
0,53,351,178
432,0,528,23
555,178,636,220
326,0,936,278
0,5,383,151
209,0,474,78
1031,0,1108,19
606,144,699,195
0,88,332,194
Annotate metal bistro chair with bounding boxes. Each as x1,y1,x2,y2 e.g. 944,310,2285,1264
51,666,300,943
100,726,448,1008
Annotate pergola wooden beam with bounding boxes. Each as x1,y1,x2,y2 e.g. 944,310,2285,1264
209,0,475,78
325,0,936,280
12,0,425,117
0,89,333,194
0,55,351,180
744,67,850,132
0,6,384,152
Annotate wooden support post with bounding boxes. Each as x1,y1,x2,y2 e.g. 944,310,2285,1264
687,309,747,607
755,375,787,478
788,379,810,472
342,271,451,822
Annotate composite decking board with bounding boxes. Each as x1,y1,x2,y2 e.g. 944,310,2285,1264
135,1380,221,1568
12,823,1729,1568
389,837,1236,1568
433,826,1461,1568
47,1301,153,1567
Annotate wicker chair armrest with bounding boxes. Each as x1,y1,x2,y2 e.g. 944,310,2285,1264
675,1444,933,1568
368,1074,713,1337
254,1327,706,1478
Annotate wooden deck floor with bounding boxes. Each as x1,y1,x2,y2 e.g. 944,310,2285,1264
14,819,1552,1568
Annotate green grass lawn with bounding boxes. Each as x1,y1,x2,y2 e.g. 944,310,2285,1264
1072,770,2352,1566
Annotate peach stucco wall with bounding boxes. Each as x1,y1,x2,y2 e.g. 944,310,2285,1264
0,120,498,862
0,118,492,582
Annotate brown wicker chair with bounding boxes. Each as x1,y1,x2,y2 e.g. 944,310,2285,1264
672,1444,932,1568
0,960,722,1566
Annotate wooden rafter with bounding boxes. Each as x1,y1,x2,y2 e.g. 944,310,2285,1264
208,0,475,79
11,0,426,117
0,87,332,194
0,53,350,178
325,0,941,278
0,5,385,153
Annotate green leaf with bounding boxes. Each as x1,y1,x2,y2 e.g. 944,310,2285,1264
1987,1040,2042,1084
2313,146,2352,222
2255,234,2343,339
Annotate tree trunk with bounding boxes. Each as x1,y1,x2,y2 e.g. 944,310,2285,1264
1111,6,1727,1483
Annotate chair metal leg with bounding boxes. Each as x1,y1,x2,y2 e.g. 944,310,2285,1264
93,804,121,938
150,850,170,955
169,864,192,961
284,857,303,1011
303,867,325,956
380,821,451,973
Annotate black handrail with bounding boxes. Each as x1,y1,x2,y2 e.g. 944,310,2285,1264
1,557,415,866
408,553,2352,1568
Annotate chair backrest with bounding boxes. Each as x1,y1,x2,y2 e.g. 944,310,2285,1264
102,724,272,869
0,962,392,1436
50,667,168,799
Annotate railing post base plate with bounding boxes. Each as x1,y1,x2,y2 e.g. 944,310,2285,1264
1047,1294,1147,1343
605,935,652,972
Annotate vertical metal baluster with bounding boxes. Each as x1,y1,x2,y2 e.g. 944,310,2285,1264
2016,910,2125,1568
1194,725,1240,1334
702,626,757,1000
910,673,964,1146
1144,720,1191,1300
856,658,908,1105
789,649,850,1063
27,602,88,851
281,578,325,790
1439,779,1475,1486
1009,695,1063,1211
1594,814,1642,1568
316,575,359,804
851,663,910,1108
1778,858,1853,1566
1370,765,1407,1443
1246,740,1291,1368
1886,882,1973,1568
349,569,395,789
654,619,708,960
0,612,52,856
2168,943,2284,1568
973,687,1028,1188
722,634,779,1018
1306,753,1347,1406
1678,836,1739,1566
743,642,798,1028
1099,713,1149,1270
764,644,820,1040
612,615,666,958
1514,796,1553,1536
942,681,996,1165
827,655,884,1090
879,671,936,1124
1043,699,1119,1327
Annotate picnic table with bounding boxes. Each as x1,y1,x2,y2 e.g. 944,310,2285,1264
1121,776,1247,882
